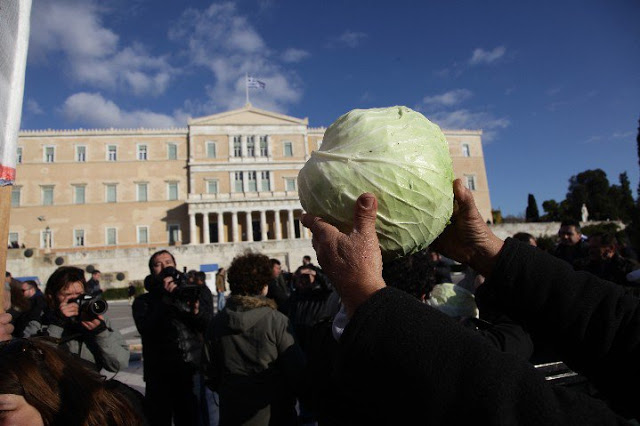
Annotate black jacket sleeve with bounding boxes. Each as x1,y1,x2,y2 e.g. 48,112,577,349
477,237,640,419
334,287,628,425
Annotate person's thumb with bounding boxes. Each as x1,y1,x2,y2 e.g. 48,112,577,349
352,193,378,236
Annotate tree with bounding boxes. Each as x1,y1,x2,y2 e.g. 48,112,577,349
565,169,616,221
616,172,635,222
525,194,540,222
542,200,564,222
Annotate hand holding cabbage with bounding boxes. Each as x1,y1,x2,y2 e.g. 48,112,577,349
298,106,454,260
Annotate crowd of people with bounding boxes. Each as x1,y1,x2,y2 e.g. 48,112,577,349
2,179,640,425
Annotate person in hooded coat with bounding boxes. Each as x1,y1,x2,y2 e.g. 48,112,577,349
206,251,306,426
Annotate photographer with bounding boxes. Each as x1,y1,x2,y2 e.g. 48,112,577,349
24,266,129,372
132,250,213,426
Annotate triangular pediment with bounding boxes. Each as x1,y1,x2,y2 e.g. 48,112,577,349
189,104,308,127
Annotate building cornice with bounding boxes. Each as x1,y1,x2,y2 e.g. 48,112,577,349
19,128,189,137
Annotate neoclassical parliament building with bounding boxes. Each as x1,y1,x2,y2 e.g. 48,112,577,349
9,105,492,252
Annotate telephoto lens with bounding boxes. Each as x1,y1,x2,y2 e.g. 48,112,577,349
74,294,109,316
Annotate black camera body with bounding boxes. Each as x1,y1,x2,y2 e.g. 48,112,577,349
73,294,109,317
159,266,201,303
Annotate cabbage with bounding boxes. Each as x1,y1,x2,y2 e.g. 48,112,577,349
298,106,454,260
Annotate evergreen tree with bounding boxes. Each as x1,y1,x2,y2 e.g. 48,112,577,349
525,194,540,222
618,172,635,222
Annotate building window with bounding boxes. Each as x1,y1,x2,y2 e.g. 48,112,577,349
233,136,242,157
168,224,180,245
167,182,179,201
137,226,149,244
465,175,477,191
41,229,53,248
137,183,148,202
247,171,257,192
207,180,219,194
76,146,87,162
234,172,243,192
106,228,117,245
44,146,55,163
16,147,22,164
259,136,268,156
168,143,178,160
106,184,117,203
11,187,20,207
74,229,85,247
462,143,470,157
42,186,54,206
285,178,296,191
206,141,216,158
283,141,293,157
73,185,86,204
261,171,270,191
107,145,117,161
137,145,148,161
247,136,255,157
8,232,19,248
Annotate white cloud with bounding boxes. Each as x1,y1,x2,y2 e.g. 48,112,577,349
61,92,181,128
29,0,174,96
469,46,506,65
422,89,473,107
429,109,510,142
25,99,44,115
612,131,634,139
168,2,303,113
327,31,368,48
281,48,310,63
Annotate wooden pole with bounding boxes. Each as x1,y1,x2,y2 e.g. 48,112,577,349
0,186,10,311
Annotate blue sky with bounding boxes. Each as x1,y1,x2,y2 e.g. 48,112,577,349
21,0,640,217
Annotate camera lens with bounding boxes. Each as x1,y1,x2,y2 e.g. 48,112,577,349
90,299,108,315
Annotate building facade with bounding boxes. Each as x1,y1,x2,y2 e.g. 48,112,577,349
9,104,492,252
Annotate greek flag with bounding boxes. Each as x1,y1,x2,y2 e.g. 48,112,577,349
247,76,266,89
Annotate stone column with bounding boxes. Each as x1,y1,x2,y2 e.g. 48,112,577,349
287,209,295,239
256,170,262,192
231,211,239,242
266,135,272,158
241,135,248,158
260,210,268,241
274,210,282,241
245,211,254,242
217,212,225,243
203,212,210,244
189,213,197,244
228,136,234,157
242,171,249,193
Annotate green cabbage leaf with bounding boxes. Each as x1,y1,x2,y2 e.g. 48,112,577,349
298,106,454,260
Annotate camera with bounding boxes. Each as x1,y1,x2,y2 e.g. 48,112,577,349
73,294,109,316
159,266,201,303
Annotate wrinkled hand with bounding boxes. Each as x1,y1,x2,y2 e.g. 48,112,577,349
431,179,504,277
0,312,14,341
301,193,386,317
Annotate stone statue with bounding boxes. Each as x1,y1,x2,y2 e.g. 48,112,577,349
581,204,589,223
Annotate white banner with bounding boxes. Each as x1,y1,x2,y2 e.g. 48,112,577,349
0,0,32,186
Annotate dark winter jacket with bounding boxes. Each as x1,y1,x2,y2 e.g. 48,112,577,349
207,295,305,426
132,276,212,380
573,253,640,286
326,238,635,425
